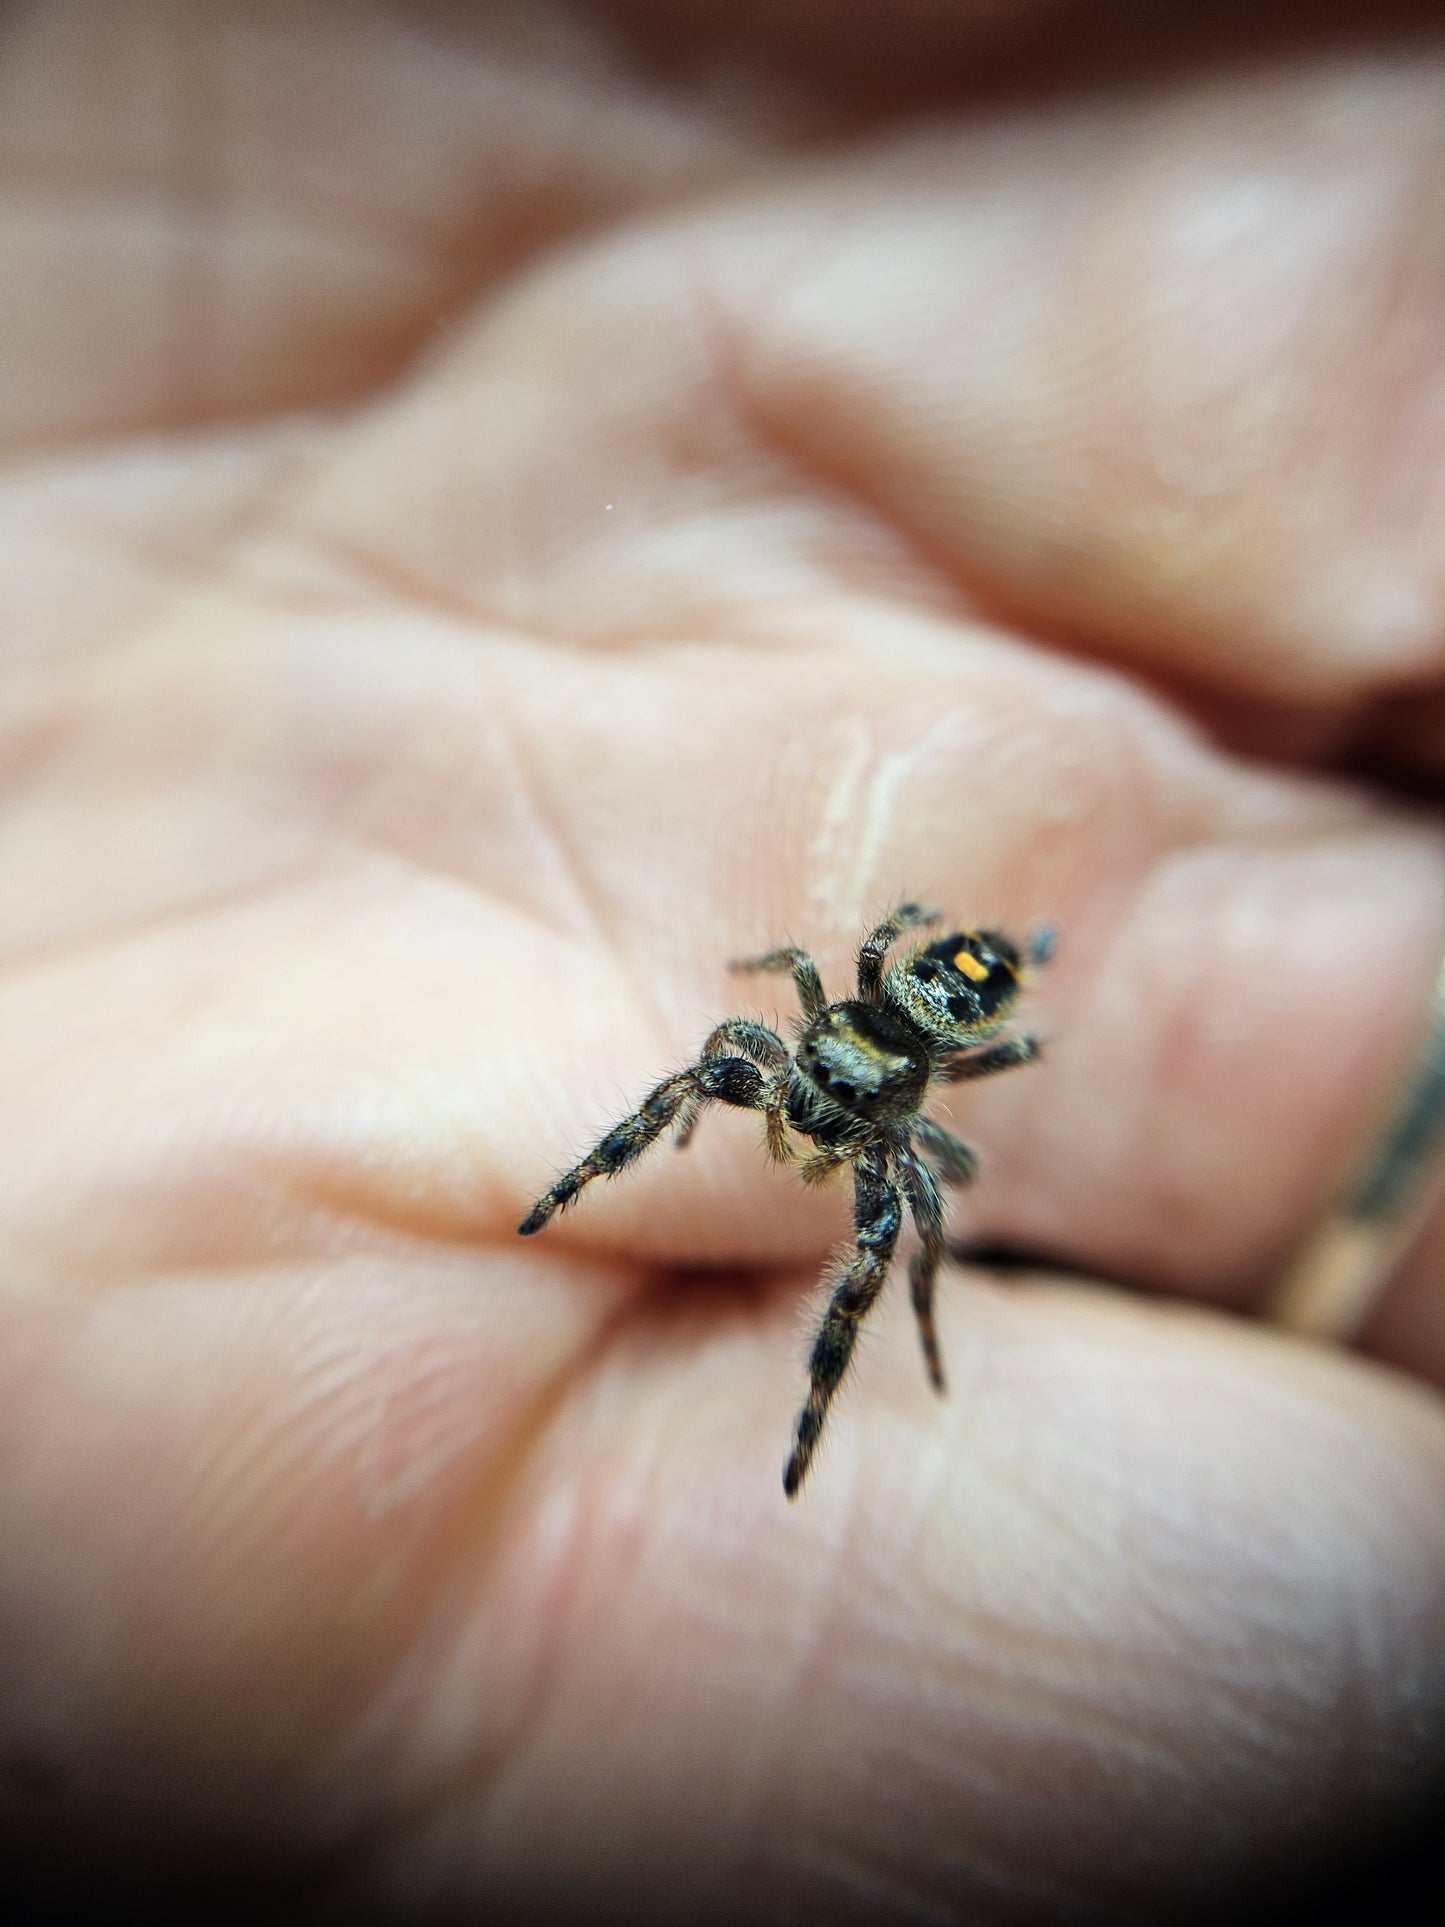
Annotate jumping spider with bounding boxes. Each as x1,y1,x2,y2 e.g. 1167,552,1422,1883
519,905,1053,1497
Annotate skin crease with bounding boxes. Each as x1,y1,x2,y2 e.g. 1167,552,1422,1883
1,0,1445,1918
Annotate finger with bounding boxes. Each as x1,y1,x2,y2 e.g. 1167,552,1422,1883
0,0,783,451
0,1240,632,1868
10,1265,1440,1916
275,50,1445,718
369,1277,1445,1919
720,56,1445,708
8,3,1436,464
0,612,1439,1342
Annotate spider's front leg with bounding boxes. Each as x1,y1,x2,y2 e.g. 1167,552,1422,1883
518,1053,767,1236
784,1144,902,1498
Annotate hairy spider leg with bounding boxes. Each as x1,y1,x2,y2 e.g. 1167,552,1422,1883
784,1145,902,1498
855,903,940,1002
796,1146,858,1187
760,1073,797,1166
912,1116,980,1185
727,945,828,1020
674,1018,790,1148
941,1034,1041,1082
898,1149,949,1394
518,1055,767,1236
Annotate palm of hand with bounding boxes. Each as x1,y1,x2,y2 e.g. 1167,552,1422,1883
2,5,1443,1915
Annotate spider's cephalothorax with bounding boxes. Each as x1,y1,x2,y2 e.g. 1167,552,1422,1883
519,905,1053,1497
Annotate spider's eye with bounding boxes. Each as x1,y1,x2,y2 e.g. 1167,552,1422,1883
913,959,939,983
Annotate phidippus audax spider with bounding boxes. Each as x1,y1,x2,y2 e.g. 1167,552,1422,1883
520,905,1054,1497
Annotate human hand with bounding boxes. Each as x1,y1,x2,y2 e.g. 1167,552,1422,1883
2,3,1443,1916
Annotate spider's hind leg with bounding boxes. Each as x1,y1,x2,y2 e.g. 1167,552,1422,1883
519,1054,767,1237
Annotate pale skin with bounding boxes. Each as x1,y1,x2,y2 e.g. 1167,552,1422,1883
3,2,1445,1917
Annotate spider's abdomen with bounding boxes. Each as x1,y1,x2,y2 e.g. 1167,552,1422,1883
795,1001,929,1129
